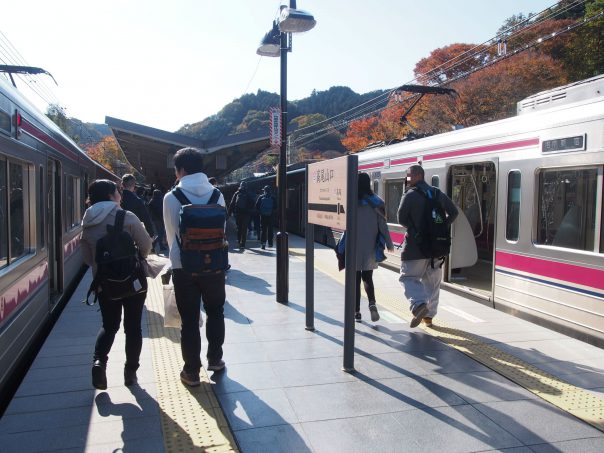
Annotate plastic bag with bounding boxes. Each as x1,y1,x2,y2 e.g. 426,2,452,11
163,281,204,329
143,255,170,279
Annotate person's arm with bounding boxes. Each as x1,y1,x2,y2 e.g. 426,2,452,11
377,214,394,251
163,193,179,252
255,196,262,211
137,199,155,237
397,192,411,228
440,191,459,225
80,231,93,268
126,211,152,258
227,192,237,216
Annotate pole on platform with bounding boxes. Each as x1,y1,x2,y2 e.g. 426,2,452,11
276,29,289,304
342,155,358,372
305,168,315,330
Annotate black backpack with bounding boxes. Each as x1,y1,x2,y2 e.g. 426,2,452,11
86,210,147,305
235,190,252,212
412,187,451,265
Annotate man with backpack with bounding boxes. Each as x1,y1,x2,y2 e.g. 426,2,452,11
255,185,276,249
164,147,228,387
397,164,458,328
228,182,254,249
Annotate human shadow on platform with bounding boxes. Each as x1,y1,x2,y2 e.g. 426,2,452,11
310,329,563,451
224,300,249,324
243,248,276,257
209,372,312,452
225,269,274,295
95,386,187,452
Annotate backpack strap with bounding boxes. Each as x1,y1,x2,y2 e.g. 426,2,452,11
208,188,221,205
114,209,126,233
172,187,191,205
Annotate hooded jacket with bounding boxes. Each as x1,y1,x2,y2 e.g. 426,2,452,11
163,172,226,269
80,201,153,275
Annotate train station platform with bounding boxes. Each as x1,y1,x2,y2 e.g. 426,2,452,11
1,228,604,452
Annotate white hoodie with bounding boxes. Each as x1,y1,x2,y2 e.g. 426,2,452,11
163,172,225,269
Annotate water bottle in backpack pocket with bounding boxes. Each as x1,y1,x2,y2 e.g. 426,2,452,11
173,188,228,274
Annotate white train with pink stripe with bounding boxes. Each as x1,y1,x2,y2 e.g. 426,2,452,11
357,75,604,345
0,75,118,403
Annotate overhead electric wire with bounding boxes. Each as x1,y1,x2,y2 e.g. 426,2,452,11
292,3,602,150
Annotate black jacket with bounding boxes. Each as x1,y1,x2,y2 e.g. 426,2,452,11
121,189,155,237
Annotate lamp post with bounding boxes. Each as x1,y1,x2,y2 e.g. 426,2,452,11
257,1,316,304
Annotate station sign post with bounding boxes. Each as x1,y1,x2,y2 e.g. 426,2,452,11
306,154,358,372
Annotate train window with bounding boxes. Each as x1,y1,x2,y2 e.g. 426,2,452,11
0,158,7,268
64,175,81,231
385,179,405,224
38,166,45,248
9,161,27,261
537,167,597,251
506,171,521,241
431,175,440,188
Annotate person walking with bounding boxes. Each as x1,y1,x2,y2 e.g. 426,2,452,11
147,189,167,252
354,173,394,322
397,164,458,328
255,185,276,249
164,147,227,387
228,182,254,249
81,179,152,389
121,174,155,238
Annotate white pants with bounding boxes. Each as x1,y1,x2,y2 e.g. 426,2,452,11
399,259,442,317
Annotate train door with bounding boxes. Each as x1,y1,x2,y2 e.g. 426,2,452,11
47,159,62,300
447,161,498,299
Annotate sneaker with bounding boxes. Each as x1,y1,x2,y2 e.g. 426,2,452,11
410,304,429,328
423,317,433,327
180,370,201,387
355,311,362,322
369,304,380,322
124,368,138,386
207,360,226,372
92,360,107,390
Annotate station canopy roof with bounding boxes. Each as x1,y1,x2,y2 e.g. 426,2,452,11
105,116,270,190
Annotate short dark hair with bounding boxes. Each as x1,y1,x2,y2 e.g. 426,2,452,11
408,164,424,180
174,147,204,175
358,172,373,198
122,173,136,189
208,177,217,186
87,179,117,205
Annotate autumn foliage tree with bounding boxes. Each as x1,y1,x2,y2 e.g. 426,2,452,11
85,136,134,176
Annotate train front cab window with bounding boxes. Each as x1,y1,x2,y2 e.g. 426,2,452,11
0,157,32,268
447,161,497,297
536,167,598,251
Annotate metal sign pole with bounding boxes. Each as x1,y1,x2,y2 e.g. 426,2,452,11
305,164,315,331
342,155,358,372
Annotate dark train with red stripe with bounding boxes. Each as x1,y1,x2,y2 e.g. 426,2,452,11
245,75,604,345
0,76,118,398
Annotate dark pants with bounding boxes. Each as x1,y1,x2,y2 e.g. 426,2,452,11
236,214,251,247
260,215,274,246
355,270,375,312
173,269,226,374
94,292,146,370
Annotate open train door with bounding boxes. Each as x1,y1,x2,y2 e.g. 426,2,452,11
446,160,498,301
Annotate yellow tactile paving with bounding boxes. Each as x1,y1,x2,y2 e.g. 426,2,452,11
145,276,238,452
290,247,604,433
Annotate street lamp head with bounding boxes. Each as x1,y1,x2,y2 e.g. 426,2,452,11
278,7,316,33
257,22,281,57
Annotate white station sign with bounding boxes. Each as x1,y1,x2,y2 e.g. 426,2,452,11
307,156,349,229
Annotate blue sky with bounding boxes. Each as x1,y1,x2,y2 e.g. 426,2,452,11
1,0,555,131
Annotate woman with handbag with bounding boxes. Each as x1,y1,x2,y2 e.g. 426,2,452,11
354,173,394,322
81,180,152,390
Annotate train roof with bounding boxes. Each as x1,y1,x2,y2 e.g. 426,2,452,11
358,75,604,164
0,76,115,177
